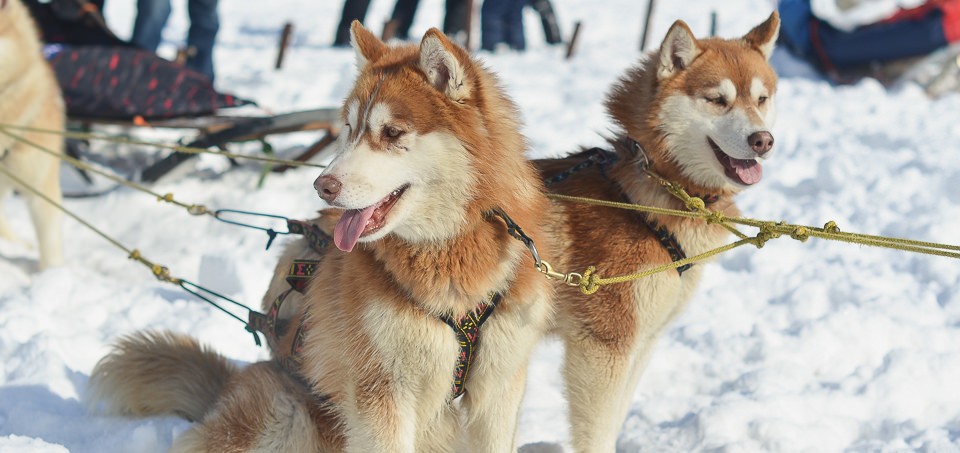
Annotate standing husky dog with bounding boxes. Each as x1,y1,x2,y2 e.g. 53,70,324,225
90,23,555,452
536,13,780,451
0,0,65,269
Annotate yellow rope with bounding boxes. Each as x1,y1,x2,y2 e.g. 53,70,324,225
7,122,958,295
0,164,180,283
0,123,327,169
548,180,960,294
0,127,213,217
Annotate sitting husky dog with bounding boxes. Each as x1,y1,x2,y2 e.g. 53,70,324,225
90,23,556,452
536,13,781,451
0,0,65,270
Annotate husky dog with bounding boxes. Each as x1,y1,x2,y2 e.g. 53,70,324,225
535,13,781,451
90,23,556,452
0,0,65,269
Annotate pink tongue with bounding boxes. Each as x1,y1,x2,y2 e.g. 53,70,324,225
728,157,763,185
333,205,378,252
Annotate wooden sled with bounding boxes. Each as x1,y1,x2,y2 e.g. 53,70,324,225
66,108,340,187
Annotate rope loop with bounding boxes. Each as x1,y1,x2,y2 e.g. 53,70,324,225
579,266,601,295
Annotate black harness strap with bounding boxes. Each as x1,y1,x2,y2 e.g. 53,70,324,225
637,213,692,275
439,292,503,399
543,147,619,185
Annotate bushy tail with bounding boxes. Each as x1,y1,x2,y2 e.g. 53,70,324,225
89,330,237,422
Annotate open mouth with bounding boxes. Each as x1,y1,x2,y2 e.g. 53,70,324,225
709,138,762,186
333,184,409,252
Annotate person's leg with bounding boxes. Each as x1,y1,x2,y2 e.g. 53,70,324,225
186,0,219,81
130,0,173,51
389,0,420,40
443,0,468,37
334,0,372,46
481,0,507,50
505,0,525,50
530,0,561,44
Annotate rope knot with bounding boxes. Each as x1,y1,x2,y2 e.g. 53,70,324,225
579,266,601,295
706,211,726,225
754,224,779,248
187,204,208,215
151,264,173,281
790,226,810,242
685,197,706,212
824,220,840,233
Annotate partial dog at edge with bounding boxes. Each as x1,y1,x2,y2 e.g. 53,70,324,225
0,0,65,270
535,12,781,451
89,22,556,452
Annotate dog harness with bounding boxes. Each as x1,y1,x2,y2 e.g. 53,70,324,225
248,219,504,399
440,292,502,399
543,138,720,276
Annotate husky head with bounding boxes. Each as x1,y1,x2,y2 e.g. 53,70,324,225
315,22,532,252
609,12,780,193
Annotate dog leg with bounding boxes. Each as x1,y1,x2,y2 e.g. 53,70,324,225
462,366,526,453
344,388,417,453
0,187,30,248
25,174,63,269
563,336,634,453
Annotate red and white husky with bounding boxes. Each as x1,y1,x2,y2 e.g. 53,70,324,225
90,23,556,452
536,12,781,451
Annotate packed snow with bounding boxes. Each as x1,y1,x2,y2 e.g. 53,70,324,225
2,0,959,451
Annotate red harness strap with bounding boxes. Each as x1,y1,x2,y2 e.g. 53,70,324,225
439,292,503,399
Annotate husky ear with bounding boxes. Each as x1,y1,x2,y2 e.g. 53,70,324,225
350,20,387,68
419,28,471,102
743,11,780,60
657,20,701,80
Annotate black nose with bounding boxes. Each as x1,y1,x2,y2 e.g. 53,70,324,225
314,175,342,203
748,131,774,156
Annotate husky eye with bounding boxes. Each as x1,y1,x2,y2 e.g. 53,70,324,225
384,126,404,139
705,96,727,107
758,96,768,105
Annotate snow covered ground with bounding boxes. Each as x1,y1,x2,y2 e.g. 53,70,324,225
2,0,960,451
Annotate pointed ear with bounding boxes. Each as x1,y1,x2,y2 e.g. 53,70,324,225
418,28,471,102
657,20,701,80
743,11,780,60
350,20,387,68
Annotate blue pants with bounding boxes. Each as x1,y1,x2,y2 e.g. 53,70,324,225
131,0,219,82
481,0,525,50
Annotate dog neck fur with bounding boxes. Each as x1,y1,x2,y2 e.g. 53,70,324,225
335,23,549,310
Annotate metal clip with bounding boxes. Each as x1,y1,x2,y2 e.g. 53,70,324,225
538,260,582,287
